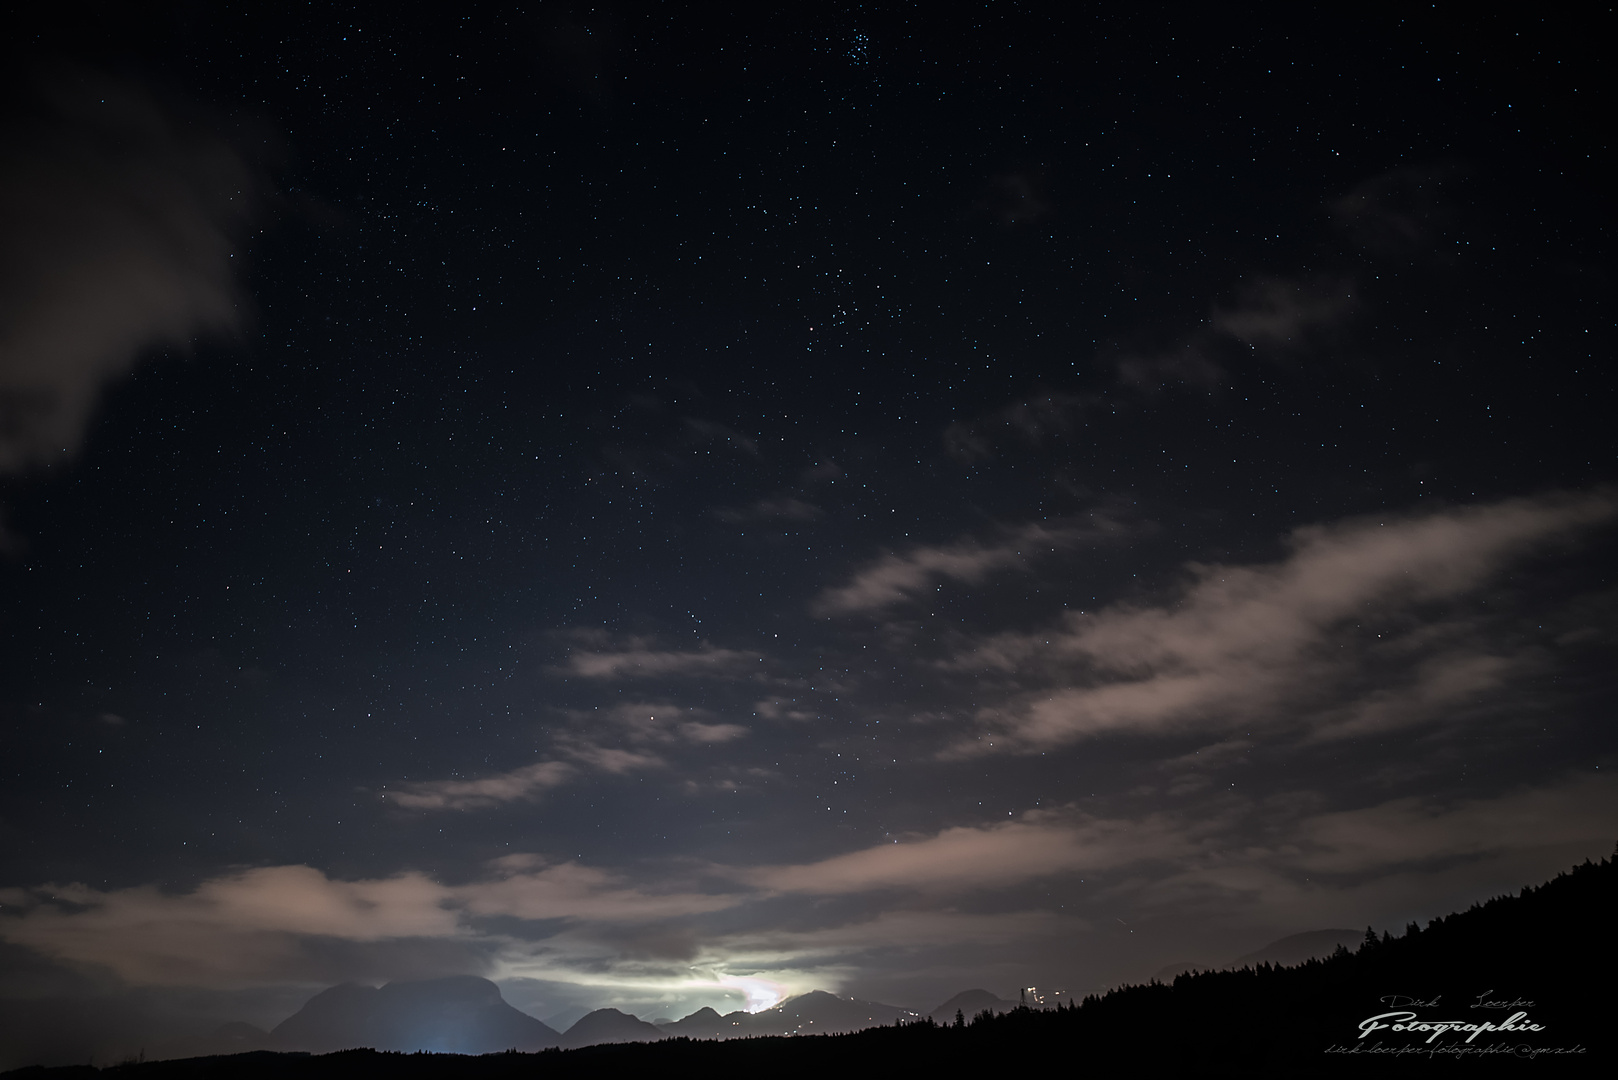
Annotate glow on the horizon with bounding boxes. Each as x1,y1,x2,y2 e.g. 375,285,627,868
718,974,789,1012
490,958,801,1014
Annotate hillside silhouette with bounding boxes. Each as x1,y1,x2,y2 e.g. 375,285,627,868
3,850,1610,1077
1154,927,1363,981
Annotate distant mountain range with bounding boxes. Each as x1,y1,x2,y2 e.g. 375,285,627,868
654,993,911,1042
126,927,1409,1061
136,931,1388,1058
156,979,1011,1059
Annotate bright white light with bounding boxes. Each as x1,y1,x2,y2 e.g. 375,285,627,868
718,974,789,1012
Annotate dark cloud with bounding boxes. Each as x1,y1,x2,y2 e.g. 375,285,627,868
1210,275,1359,354
0,66,259,474
534,8,625,105
1112,345,1225,391
714,496,824,523
1114,274,1358,390
681,418,760,456
0,860,732,990
978,169,1053,226
798,460,842,487
942,393,1101,462
1332,165,1462,255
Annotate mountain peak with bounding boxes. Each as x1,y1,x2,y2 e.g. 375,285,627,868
270,976,558,1054
929,989,1019,1023
560,1007,667,1049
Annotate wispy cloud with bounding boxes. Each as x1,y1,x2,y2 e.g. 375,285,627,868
1114,275,1357,389
714,497,824,523
560,702,748,754
562,636,758,679
815,519,1122,616
745,812,1195,896
389,761,575,810
1332,165,1459,255
1210,275,1358,350
463,855,737,923
735,773,1617,927
1113,347,1226,390
393,702,747,811
682,418,759,456
753,698,818,722
950,491,1617,752
942,392,1098,462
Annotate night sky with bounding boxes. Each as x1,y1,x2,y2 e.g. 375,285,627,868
1,1,1614,1061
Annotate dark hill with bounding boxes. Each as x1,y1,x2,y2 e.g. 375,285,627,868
557,1009,665,1049
270,976,558,1054
927,989,1017,1025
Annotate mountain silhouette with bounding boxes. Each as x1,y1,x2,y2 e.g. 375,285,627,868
270,975,559,1053
558,1007,666,1048
656,1005,753,1039
928,989,1018,1024
744,989,918,1036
